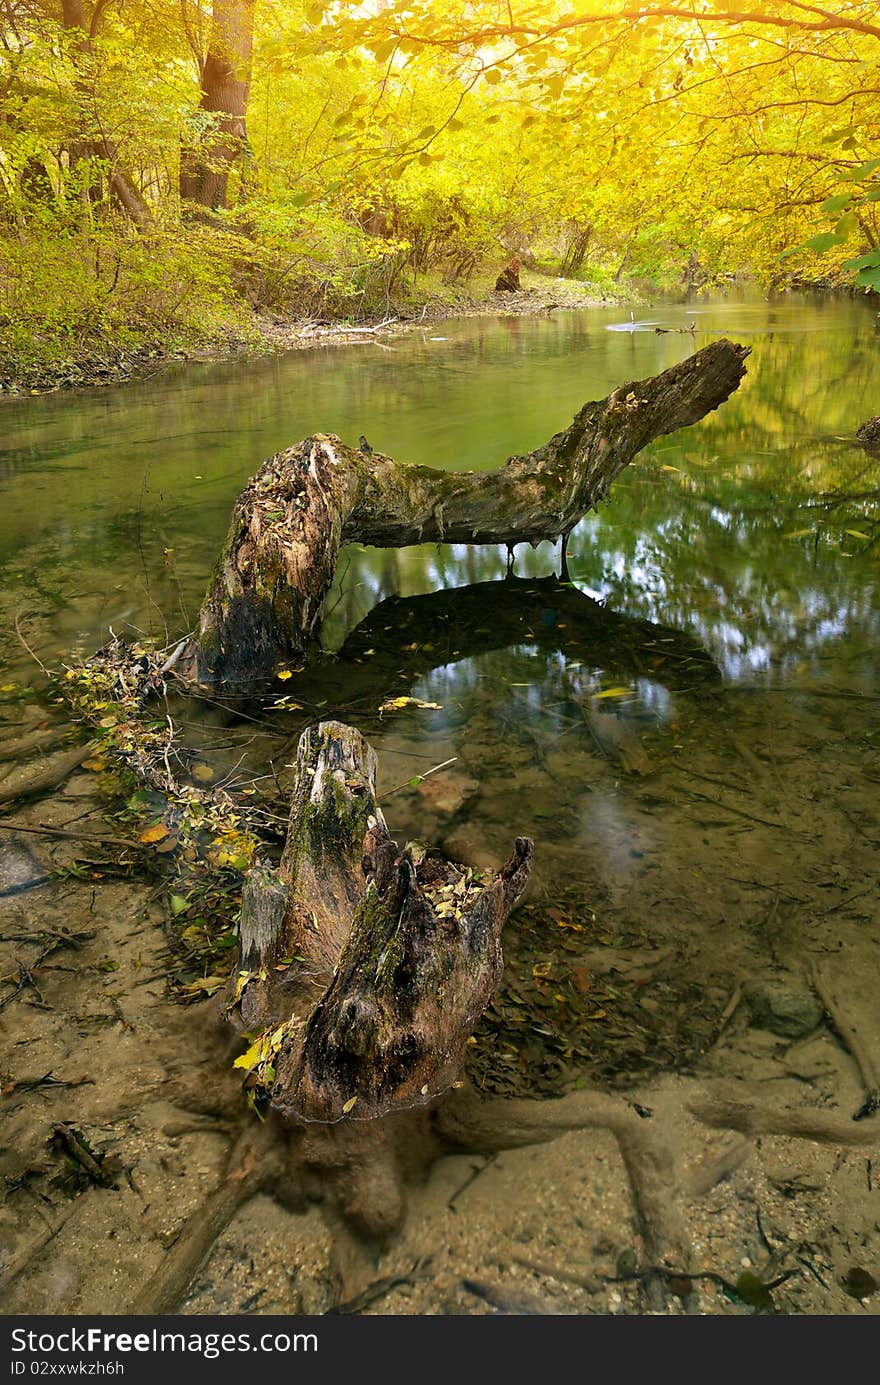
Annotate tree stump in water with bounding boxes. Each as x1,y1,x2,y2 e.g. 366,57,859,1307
857,416,880,451
127,721,694,1312
181,338,749,691
228,720,533,1125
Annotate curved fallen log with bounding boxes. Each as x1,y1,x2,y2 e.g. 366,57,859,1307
184,339,749,689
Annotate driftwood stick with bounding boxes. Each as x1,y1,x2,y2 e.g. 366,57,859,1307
0,744,95,808
0,1199,82,1297
0,819,139,851
50,1123,116,1187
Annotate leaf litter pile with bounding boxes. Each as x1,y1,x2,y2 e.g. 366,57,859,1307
467,884,716,1098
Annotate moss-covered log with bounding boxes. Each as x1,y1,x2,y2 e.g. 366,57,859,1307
185,339,749,689
229,721,533,1124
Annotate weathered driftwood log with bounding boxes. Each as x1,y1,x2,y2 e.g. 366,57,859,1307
185,338,749,688
228,720,533,1125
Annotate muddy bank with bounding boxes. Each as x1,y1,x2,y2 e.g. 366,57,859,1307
0,276,614,401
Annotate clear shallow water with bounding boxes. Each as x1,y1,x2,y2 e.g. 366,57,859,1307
2,290,880,1095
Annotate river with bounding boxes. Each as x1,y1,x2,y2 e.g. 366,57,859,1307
1,290,879,1314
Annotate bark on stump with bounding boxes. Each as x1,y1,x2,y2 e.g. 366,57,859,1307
183,339,749,691
228,720,533,1126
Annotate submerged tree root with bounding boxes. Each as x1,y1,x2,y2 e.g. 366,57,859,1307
808,961,880,1120
688,1083,880,1145
123,1080,688,1315
0,743,95,808
438,1086,688,1301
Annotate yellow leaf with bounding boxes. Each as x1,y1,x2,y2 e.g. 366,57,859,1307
593,686,633,699
233,970,258,1003
234,1036,267,1071
191,762,214,782
276,669,293,680
845,529,870,539
81,757,108,772
139,823,169,844
98,714,117,728
342,1095,358,1113
378,696,443,714
182,976,225,996
783,528,814,538
661,464,681,472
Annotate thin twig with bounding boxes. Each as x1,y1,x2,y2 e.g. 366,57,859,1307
13,612,49,676
0,819,139,850
378,756,458,800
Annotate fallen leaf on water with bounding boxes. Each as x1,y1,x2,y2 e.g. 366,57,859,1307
191,763,214,782
592,686,633,700
378,696,443,714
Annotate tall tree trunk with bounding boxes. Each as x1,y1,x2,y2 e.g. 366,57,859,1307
60,0,151,228
180,0,256,216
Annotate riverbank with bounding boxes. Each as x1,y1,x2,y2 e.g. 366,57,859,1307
0,272,621,399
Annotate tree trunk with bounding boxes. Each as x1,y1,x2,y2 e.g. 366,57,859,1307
180,0,256,215
184,338,749,690
227,720,533,1126
60,0,152,228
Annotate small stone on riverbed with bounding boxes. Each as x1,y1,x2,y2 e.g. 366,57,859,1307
742,980,824,1039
